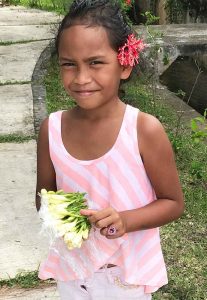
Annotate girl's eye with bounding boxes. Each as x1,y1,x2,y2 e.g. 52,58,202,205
60,62,75,67
90,61,103,65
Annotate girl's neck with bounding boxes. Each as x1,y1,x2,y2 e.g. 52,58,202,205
72,98,125,122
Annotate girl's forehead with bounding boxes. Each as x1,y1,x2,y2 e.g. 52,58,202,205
61,24,107,39
59,25,114,56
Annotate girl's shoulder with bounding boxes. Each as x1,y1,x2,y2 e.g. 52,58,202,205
138,111,165,136
137,111,171,156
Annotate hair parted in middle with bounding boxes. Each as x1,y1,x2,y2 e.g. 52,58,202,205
55,0,133,55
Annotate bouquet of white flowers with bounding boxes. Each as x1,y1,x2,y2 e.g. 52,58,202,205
39,189,91,250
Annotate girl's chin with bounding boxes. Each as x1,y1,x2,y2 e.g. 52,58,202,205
70,95,101,109
75,100,108,111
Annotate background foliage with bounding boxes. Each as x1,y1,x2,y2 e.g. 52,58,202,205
8,0,134,15
165,0,207,23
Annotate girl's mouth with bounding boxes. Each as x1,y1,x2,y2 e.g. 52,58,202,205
74,90,98,97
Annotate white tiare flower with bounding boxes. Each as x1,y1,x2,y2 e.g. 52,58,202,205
48,203,69,219
56,221,78,236
64,231,83,249
82,229,89,240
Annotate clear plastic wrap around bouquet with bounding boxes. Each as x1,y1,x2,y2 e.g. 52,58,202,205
39,189,91,250
39,189,128,279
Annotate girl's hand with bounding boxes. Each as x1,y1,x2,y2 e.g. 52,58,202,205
80,207,127,239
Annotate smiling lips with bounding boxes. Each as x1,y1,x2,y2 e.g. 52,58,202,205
74,90,98,97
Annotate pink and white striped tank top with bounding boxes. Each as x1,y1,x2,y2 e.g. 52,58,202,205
38,104,168,293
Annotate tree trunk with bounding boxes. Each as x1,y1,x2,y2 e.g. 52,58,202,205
132,0,160,24
156,0,167,24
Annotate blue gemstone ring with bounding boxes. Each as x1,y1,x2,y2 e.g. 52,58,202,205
107,226,117,235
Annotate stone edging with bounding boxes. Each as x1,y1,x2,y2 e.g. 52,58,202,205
31,39,56,135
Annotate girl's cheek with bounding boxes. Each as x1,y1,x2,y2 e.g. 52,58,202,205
60,70,66,83
61,70,75,84
61,79,68,90
61,73,71,87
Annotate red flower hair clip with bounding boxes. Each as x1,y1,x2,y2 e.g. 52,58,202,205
117,34,145,67
125,0,131,5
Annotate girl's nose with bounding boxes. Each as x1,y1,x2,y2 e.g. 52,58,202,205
74,67,92,85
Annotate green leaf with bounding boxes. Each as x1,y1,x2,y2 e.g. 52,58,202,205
191,119,198,131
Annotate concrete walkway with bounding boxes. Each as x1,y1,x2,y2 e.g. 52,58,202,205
0,6,61,299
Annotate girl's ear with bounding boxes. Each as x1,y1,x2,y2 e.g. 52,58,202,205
120,65,133,80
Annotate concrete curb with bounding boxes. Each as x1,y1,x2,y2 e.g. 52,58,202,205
32,40,56,135
0,284,59,299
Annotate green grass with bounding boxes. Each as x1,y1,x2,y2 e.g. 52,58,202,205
0,39,51,46
0,270,55,289
43,56,207,299
44,55,75,113
9,0,73,14
0,80,31,86
0,134,36,143
0,271,40,289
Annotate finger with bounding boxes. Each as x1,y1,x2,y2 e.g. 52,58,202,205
106,226,122,239
89,207,116,223
100,227,108,236
100,224,121,238
79,209,97,216
106,224,125,239
104,228,120,239
106,234,120,239
94,215,114,229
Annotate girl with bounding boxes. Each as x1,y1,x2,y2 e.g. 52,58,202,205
36,1,184,299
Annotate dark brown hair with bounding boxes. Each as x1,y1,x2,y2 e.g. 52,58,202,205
55,0,133,55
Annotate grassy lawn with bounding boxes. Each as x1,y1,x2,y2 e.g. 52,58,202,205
43,55,207,300
9,0,73,14
0,271,40,289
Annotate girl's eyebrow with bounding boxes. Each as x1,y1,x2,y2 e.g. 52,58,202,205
59,57,74,61
59,56,106,62
86,56,105,61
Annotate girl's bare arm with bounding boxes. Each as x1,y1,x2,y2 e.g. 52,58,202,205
36,118,57,211
119,112,184,232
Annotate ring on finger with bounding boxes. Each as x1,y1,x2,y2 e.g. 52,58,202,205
107,225,117,235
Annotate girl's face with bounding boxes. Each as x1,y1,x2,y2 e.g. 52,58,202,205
58,25,132,110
